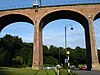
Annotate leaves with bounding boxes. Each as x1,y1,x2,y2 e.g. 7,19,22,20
0,34,100,68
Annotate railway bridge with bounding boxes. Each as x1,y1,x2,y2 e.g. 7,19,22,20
0,4,100,70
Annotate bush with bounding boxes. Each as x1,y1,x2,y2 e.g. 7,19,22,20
59,69,78,75
44,64,55,67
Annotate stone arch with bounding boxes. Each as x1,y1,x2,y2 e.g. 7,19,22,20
40,10,88,29
0,14,34,32
0,13,34,68
39,10,94,70
93,12,100,62
94,12,100,20
91,12,100,70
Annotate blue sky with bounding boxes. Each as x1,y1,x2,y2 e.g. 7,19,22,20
0,19,100,49
0,0,100,49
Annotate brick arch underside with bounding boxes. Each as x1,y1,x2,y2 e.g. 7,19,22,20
40,10,89,29
0,14,34,32
94,12,100,20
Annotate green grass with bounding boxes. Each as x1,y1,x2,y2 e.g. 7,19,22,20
0,67,56,75
59,69,78,75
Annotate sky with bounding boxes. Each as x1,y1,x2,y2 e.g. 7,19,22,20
0,19,100,49
0,0,100,49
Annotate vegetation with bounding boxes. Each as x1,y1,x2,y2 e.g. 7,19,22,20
59,69,78,75
0,34,100,68
0,34,33,67
0,67,56,75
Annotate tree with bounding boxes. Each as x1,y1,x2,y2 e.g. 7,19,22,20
20,43,33,67
70,46,86,66
44,56,58,66
0,34,23,57
13,56,23,67
0,50,11,66
0,34,99,68
98,50,100,63
0,34,23,66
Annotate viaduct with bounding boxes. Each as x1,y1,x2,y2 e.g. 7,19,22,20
0,4,100,70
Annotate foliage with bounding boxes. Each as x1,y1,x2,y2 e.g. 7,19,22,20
44,56,58,66
0,34,100,68
0,34,33,67
98,50,100,63
69,46,87,66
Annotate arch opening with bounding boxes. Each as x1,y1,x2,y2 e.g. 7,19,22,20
43,19,87,66
94,12,100,63
0,14,34,32
43,19,85,48
0,22,34,43
40,10,88,29
40,10,90,69
94,12,100,20
0,14,34,67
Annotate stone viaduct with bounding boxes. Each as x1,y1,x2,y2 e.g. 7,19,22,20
0,4,100,70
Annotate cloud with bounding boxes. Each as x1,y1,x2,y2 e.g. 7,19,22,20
1,22,34,43
1,18,100,49
94,19,100,49
43,19,86,48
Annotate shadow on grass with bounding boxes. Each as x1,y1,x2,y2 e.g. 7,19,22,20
45,70,49,75
0,67,57,75
34,70,40,75
0,67,10,75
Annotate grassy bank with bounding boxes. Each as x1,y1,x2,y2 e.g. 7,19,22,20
0,67,56,75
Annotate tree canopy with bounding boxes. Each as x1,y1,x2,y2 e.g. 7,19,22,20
0,34,100,67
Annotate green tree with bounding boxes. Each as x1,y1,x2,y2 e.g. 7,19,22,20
0,34,23,57
13,56,23,67
1,34,99,68
44,56,58,66
0,50,11,66
0,34,23,66
20,43,33,67
98,50,100,63
70,46,86,66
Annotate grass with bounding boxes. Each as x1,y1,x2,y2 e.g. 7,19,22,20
0,67,56,75
59,69,78,75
